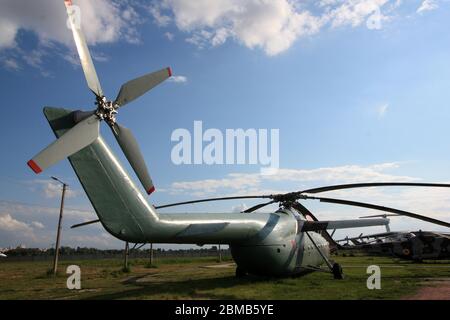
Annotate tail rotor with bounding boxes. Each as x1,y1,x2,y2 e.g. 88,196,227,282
27,0,173,195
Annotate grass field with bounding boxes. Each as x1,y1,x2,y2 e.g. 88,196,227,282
0,255,449,300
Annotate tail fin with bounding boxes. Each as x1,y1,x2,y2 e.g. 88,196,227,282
43,107,158,243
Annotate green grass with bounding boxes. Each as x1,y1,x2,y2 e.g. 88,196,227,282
0,255,448,300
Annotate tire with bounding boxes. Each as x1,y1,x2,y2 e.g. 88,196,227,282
402,248,411,256
332,263,344,280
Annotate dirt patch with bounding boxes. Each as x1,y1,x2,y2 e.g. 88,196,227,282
403,279,450,300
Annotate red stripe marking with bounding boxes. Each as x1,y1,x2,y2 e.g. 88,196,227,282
147,186,156,195
167,67,172,77
27,160,42,174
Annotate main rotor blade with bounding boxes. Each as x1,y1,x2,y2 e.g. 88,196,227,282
114,67,172,107
359,214,400,219
27,114,100,173
243,200,277,213
291,202,340,250
291,201,318,221
155,195,271,210
71,219,100,229
64,0,103,97
301,182,450,194
305,196,450,228
111,123,155,195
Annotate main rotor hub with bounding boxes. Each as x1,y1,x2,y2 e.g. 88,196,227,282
95,96,118,125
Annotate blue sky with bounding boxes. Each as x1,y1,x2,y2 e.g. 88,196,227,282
1,0,450,249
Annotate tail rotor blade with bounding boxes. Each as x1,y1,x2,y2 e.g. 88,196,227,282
27,114,100,173
114,67,172,107
111,123,155,195
64,0,103,97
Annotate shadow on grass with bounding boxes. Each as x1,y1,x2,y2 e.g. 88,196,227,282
34,269,64,279
85,274,274,300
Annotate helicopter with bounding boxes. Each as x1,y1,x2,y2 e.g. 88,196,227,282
336,214,450,261
27,0,450,279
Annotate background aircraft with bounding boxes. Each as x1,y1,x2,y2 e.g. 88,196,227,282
336,214,450,261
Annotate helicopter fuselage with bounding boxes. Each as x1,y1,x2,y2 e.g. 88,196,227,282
229,210,330,276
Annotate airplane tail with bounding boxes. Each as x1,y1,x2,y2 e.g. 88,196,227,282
43,107,159,243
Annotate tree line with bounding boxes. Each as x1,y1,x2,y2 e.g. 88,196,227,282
4,246,225,257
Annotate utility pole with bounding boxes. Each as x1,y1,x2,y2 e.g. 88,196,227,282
149,243,154,266
218,244,222,263
123,241,129,270
51,176,68,275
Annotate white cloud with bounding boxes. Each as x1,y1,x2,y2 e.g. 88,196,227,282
326,186,450,219
0,19,17,49
68,232,118,248
22,49,45,68
31,221,45,229
0,0,443,66
0,0,138,47
149,0,412,56
0,0,142,69
2,57,20,70
0,201,98,248
148,3,172,27
324,0,390,29
27,179,78,199
167,162,416,195
0,214,33,233
168,75,188,83
0,213,46,246
232,204,248,213
152,0,323,56
164,31,175,41
0,200,94,220
417,0,438,13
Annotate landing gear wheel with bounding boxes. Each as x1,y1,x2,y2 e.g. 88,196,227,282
235,266,247,278
332,263,344,280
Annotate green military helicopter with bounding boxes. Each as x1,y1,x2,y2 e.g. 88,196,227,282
27,0,450,279
337,214,450,261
